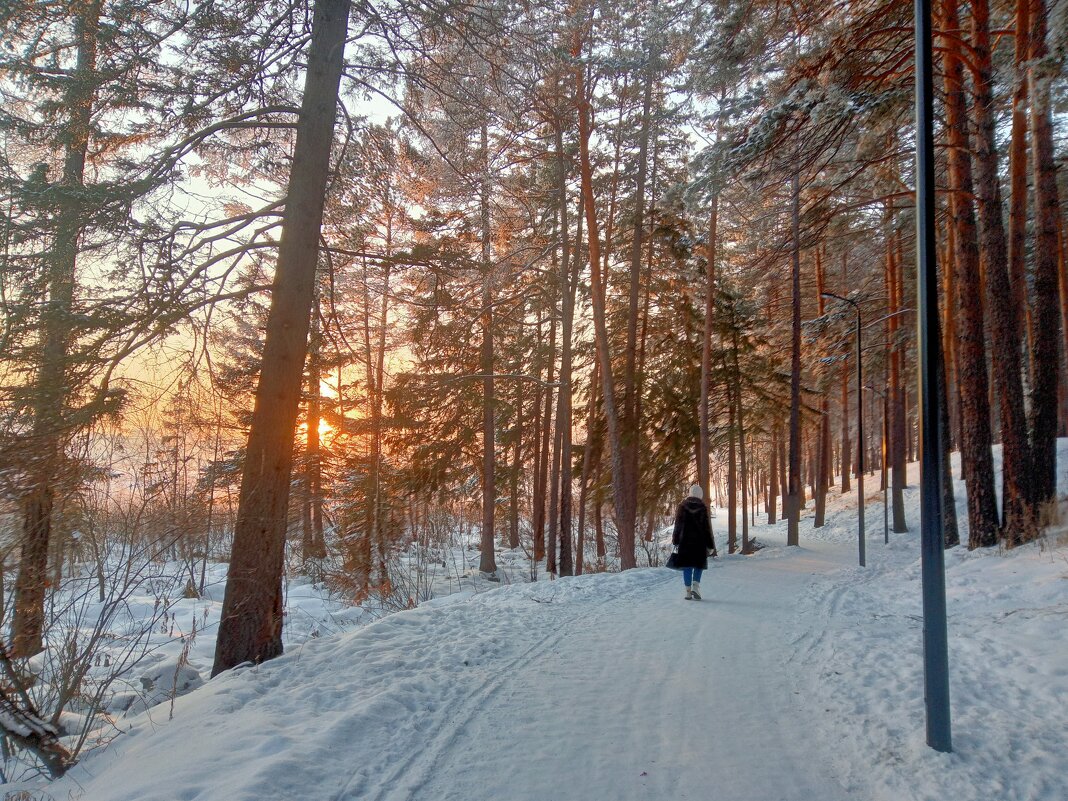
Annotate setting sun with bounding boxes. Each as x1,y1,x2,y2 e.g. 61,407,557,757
297,418,335,440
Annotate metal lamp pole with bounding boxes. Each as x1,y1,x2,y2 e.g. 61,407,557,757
822,291,864,567
915,0,952,753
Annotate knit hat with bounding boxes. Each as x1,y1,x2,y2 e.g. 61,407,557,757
688,484,703,499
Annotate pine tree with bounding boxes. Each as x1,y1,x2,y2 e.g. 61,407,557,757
213,0,351,676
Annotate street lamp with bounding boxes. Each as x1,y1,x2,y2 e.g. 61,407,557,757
916,0,952,753
821,291,864,568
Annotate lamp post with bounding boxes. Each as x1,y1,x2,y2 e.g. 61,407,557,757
822,291,864,568
916,0,952,753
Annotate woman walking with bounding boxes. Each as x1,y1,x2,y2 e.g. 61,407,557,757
671,485,717,599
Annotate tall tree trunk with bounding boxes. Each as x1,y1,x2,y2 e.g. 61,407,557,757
478,122,498,577
887,222,908,532
840,363,852,495
880,386,889,494
971,0,1034,542
509,367,523,550
938,335,961,547
11,0,102,659
940,0,1000,549
547,385,561,576
531,317,549,562
1026,0,1063,514
814,254,830,528
768,428,778,524
535,300,556,564
1059,216,1068,414
594,455,606,562
583,64,622,573
530,346,544,553
699,196,719,501
940,214,960,451
620,13,657,569
573,20,633,568
1008,0,1031,362
352,268,374,588
787,169,803,545
733,321,751,553
838,255,852,494
556,143,581,577
369,228,391,575
302,299,326,561
727,377,738,554
778,422,788,519
803,440,811,508
212,0,351,676
576,361,600,576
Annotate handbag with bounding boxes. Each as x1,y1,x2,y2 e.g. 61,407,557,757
665,544,681,570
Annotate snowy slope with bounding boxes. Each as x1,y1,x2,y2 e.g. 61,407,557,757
781,449,1068,801
13,449,1068,801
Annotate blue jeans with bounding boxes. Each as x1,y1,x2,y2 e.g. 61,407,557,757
682,567,703,586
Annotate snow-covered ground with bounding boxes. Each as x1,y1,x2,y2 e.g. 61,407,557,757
786,450,1068,801
8,447,1068,800
22,530,540,752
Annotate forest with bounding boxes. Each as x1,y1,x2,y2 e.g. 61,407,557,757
0,0,1065,782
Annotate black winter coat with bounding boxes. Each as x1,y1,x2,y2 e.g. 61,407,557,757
671,497,715,569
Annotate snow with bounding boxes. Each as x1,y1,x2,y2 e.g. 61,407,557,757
7,447,1067,801
786,448,1068,801
27,534,537,749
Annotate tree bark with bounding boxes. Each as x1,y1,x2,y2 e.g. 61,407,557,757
699,197,719,502
727,376,738,554
837,258,852,496
1026,0,1063,514
509,367,523,550
478,121,498,577
620,11,657,569
887,222,908,532
1008,0,1031,362
212,0,351,676
530,346,544,554
302,299,327,561
11,0,102,659
940,213,960,452
534,292,556,565
768,427,778,524
940,0,1000,549
787,169,802,545
938,334,961,547
553,124,580,577
778,422,788,519
547,384,561,576
573,18,634,568
734,323,751,553
971,0,1034,542
814,255,829,528
576,360,600,576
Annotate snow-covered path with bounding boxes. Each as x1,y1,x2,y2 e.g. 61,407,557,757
396,546,852,801
17,448,1068,801
45,535,861,801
